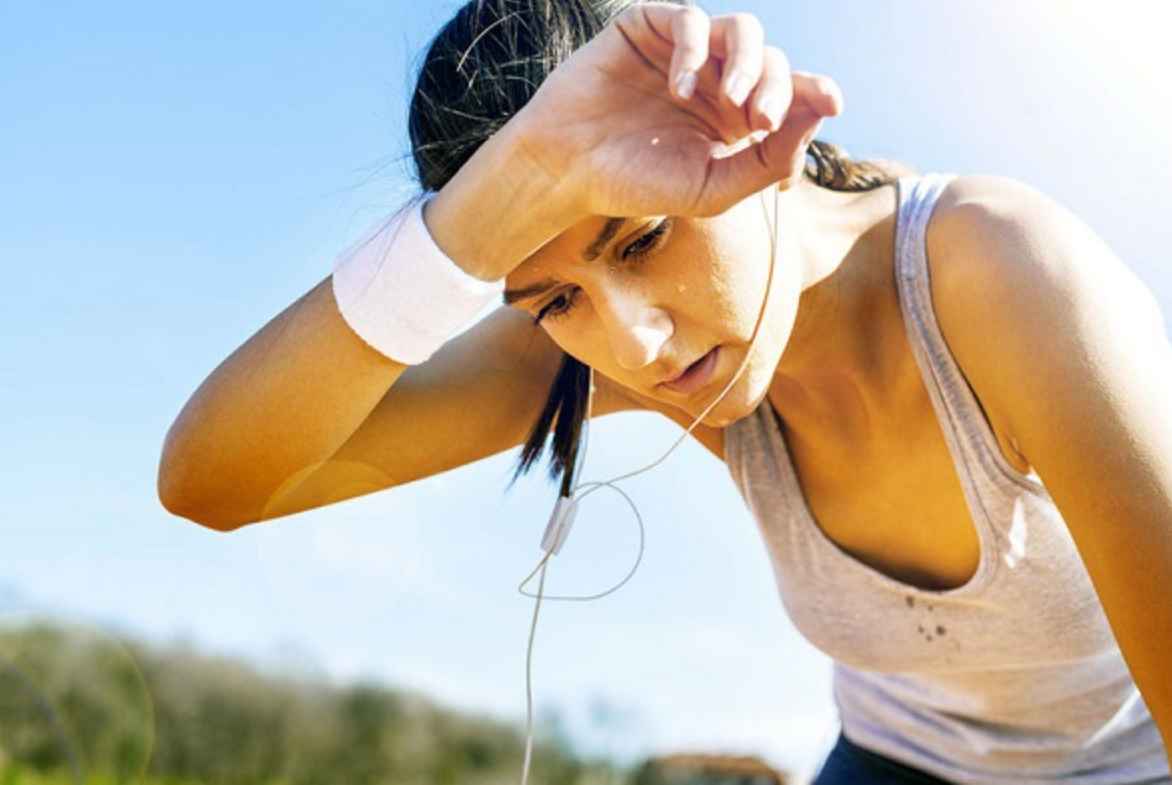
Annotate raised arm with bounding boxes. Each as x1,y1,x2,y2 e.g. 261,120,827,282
158,3,840,531
157,110,575,531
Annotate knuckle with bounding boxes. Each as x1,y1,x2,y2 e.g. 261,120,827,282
764,46,791,71
677,5,709,24
671,6,710,60
671,4,709,34
676,10,711,42
730,13,765,38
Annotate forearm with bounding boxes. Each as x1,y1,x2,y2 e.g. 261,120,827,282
160,122,583,529
423,120,585,280
159,277,407,530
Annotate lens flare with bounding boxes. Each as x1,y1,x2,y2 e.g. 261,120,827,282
0,614,154,784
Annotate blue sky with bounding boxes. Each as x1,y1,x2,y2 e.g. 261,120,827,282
3,0,1171,777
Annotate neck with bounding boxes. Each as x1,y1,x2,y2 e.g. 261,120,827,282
770,178,903,428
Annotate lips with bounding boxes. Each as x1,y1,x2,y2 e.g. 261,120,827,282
661,347,719,396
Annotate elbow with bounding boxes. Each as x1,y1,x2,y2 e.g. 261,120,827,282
158,486,246,534
157,450,254,533
158,476,250,532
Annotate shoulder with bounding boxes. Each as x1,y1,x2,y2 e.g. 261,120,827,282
927,174,1156,316
922,173,1167,455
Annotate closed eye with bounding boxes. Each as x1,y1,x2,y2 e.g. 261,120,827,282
622,218,672,261
534,218,673,324
534,287,580,324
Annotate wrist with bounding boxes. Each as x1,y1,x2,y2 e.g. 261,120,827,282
423,119,586,280
332,195,504,365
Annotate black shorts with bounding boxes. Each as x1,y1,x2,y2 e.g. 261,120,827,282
814,734,952,784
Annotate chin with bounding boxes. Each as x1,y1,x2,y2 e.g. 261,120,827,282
693,360,775,428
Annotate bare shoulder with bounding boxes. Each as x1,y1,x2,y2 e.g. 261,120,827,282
928,174,1159,315
923,173,1167,452
929,174,1142,294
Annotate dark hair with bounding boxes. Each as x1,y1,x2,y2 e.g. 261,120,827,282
408,0,905,488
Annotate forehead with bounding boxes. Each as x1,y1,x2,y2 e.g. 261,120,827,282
507,215,630,283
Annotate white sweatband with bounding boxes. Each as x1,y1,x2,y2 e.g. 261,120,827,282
331,193,505,365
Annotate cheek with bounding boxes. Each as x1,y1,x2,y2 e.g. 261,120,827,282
699,223,779,336
540,317,606,368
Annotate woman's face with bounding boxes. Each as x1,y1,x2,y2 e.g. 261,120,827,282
504,189,805,426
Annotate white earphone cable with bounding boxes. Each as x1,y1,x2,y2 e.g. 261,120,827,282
518,186,781,785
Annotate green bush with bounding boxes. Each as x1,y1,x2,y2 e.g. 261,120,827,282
0,618,630,785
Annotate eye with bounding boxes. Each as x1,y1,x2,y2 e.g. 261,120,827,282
534,287,580,324
621,218,672,261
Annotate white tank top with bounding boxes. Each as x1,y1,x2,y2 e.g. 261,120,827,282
722,174,1169,783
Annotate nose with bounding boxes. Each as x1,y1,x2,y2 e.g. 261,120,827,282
598,289,673,371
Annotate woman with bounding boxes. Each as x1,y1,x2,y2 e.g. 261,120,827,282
158,0,1172,781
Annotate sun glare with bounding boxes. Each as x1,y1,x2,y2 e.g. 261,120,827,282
1035,0,1172,133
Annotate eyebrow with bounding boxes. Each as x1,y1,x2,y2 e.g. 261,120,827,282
584,217,625,262
503,277,559,306
502,217,627,306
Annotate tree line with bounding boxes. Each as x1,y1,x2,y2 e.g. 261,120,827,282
0,618,623,784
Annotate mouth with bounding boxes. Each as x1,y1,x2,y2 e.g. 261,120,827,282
661,347,720,396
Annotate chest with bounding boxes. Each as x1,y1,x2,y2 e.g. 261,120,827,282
742,399,1116,672
773,384,1027,592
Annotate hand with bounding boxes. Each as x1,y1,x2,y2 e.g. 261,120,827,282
511,3,843,219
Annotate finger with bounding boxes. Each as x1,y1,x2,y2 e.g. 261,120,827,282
700,73,842,212
756,73,842,191
792,70,844,119
747,47,793,134
711,13,765,108
668,5,711,99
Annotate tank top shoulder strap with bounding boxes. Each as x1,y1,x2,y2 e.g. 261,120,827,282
894,173,1037,490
